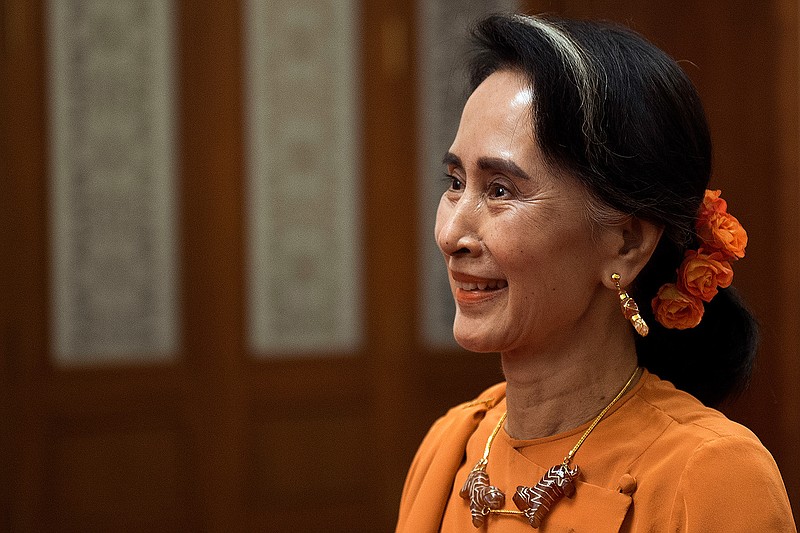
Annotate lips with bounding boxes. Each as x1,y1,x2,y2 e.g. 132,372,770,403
450,271,508,303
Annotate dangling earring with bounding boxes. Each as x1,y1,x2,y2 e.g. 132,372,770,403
612,273,649,337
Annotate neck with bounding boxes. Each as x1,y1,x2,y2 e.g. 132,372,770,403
501,316,640,440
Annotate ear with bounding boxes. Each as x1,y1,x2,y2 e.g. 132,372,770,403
601,217,664,290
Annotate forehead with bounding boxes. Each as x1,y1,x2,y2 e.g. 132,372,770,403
449,70,597,203
464,70,532,127
449,70,539,168
470,70,533,108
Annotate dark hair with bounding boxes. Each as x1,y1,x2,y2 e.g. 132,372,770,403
467,13,757,406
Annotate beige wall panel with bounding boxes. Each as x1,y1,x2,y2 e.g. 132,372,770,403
46,0,179,364
243,0,362,355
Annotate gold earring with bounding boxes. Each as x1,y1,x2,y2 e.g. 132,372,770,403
612,273,649,337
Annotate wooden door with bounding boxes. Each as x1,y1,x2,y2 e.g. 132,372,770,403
0,1,434,531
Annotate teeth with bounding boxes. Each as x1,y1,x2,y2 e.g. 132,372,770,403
455,279,508,290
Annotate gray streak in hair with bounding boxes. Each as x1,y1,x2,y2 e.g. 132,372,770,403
513,14,607,147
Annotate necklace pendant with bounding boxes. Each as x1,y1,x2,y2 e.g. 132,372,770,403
460,461,506,528
513,463,580,529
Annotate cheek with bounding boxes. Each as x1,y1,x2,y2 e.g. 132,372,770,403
496,224,590,290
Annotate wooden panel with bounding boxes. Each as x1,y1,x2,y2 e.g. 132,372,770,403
360,2,421,525
249,414,369,503
177,1,247,531
2,2,50,374
34,370,195,531
246,411,372,531
4,0,52,530
244,503,374,533
1,1,13,529
244,359,369,406
47,424,190,531
772,3,800,510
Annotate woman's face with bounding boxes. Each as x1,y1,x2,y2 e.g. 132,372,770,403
435,70,616,355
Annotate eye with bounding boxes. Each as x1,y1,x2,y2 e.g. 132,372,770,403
445,174,464,191
489,182,509,198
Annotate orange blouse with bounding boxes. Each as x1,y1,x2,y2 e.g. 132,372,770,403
396,371,796,532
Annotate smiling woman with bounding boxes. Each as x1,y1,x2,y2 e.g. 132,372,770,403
436,71,627,359
396,13,796,533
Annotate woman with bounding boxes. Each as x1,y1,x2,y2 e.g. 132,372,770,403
396,13,795,532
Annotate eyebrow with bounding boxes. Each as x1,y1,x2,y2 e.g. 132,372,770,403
442,152,532,181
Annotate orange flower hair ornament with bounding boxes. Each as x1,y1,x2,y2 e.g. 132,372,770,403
651,189,748,330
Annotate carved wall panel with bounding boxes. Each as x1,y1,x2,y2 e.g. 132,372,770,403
243,1,362,355
47,0,179,363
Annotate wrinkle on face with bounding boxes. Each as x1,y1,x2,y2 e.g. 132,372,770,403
436,69,615,356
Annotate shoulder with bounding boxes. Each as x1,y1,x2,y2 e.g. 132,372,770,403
668,434,795,530
631,373,795,531
637,372,758,442
397,383,507,531
633,372,776,478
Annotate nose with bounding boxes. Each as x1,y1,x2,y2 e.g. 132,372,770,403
435,195,482,258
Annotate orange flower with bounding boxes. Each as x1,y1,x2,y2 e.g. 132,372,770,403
697,209,747,260
698,189,727,218
651,189,746,330
678,249,733,302
651,283,704,330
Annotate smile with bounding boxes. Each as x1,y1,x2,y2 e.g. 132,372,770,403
453,279,508,291
450,271,508,304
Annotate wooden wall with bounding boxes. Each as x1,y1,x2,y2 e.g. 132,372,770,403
2,1,797,531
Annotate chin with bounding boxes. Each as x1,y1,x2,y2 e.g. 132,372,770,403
453,326,501,354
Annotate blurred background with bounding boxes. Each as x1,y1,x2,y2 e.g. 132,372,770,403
1,0,798,531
